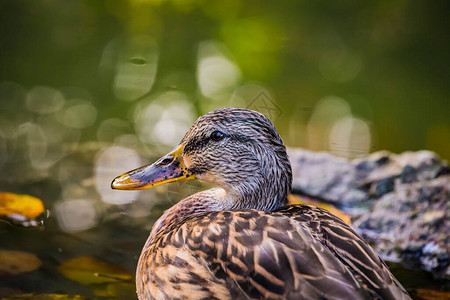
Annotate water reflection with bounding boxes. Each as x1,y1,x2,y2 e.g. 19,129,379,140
54,198,99,233
94,146,142,205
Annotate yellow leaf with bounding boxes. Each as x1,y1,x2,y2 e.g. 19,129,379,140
0,249,42,275
0,193,44,219
57,256,133,285
288,194,352,225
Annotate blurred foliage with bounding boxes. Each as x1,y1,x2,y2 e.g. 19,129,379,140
0,0,448,158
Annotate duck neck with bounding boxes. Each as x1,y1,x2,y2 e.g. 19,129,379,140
226,169,290,212
226,144,292,211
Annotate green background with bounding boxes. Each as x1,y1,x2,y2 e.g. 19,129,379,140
0,0,448,159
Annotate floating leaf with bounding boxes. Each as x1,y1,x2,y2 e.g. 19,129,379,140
288,194,352,225
0,193,44,219
0,249,42,275
57,256,133,285
416,289,450,300
91,282,136,298
1,294,94,300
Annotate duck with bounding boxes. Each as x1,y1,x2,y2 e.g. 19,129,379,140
112,107,411,300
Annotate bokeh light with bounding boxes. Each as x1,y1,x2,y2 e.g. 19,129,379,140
59,100,98,129
306,96,372,158
54,198,99,233
112,35,158,101
197,41,241,100
94,146,142,205
134,91,195,151
97,118,133,142
307,96,351,151
26,86,65,114
329,116,371,158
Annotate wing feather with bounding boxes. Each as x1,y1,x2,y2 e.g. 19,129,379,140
179,206,376,299
139,205,410,299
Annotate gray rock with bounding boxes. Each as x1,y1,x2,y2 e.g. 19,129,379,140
288,149,449,278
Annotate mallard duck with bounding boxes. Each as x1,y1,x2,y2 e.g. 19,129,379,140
112,107,411,300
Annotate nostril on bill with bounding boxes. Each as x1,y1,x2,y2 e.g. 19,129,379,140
160,156,174,166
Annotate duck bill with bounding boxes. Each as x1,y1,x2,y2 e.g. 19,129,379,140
111,144,195,190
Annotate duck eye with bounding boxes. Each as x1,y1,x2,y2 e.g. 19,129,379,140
210,131,224,142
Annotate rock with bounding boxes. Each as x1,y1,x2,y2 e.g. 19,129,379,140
287,150,369,210
353,176,449,278
288,149,449,278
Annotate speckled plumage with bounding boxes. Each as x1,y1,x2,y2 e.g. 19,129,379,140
114,108,411,300
137,197,409,299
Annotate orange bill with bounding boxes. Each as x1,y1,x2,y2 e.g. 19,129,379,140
111,144,195,190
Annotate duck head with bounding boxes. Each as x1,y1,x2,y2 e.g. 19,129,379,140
112,107,292,211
